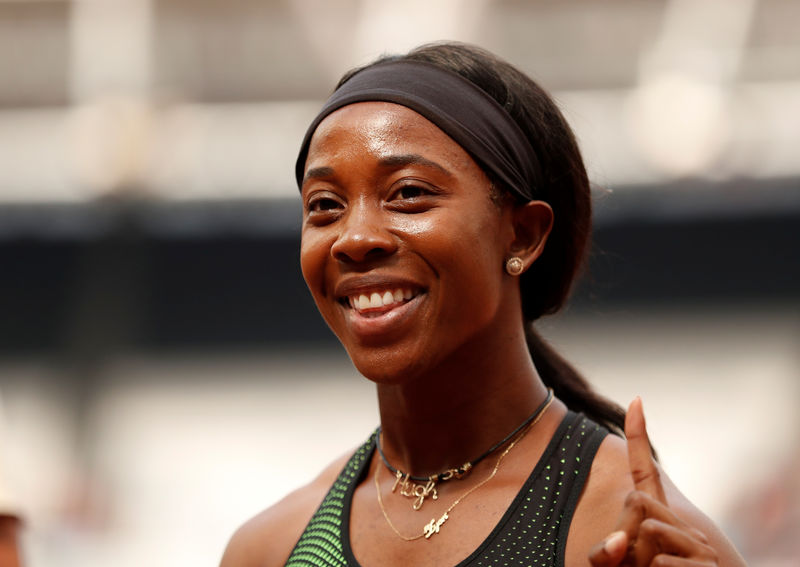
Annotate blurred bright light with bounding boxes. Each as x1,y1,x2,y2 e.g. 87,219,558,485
68,97,154,197
626,72,731,177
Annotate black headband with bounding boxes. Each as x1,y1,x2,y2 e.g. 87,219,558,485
295,60,540,201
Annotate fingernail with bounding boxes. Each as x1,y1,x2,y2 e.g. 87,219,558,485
604,531,626,555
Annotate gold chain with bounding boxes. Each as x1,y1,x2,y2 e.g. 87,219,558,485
374,393,554,541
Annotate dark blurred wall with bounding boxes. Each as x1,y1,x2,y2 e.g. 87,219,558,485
1,178,797,358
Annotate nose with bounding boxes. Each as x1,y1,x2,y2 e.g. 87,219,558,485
330,203,397,264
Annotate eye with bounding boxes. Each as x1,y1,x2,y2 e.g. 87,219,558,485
387,181,440,213
394,185,427,200
304,191,344,225
308,196,342,212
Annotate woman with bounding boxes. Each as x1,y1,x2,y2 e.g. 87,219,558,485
221,42,745,566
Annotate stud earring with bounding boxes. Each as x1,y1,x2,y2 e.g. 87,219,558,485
505,257,524,276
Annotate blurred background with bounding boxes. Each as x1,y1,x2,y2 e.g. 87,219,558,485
0,0,798,565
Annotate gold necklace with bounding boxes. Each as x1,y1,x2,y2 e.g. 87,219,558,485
374,393,554,541
376,389,554,511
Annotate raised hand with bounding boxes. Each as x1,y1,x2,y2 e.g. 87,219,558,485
589,397,720,566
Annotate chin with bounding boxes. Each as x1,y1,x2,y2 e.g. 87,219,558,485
348,347,429,385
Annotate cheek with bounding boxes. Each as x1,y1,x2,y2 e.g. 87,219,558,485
393,215,437,237
441,214,507,306
445,208,506,268
407,207,506,293
299,231,330,299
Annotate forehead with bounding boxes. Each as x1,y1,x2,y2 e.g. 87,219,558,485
305,101,475,168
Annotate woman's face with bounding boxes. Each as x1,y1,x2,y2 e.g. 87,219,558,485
300,102,518,383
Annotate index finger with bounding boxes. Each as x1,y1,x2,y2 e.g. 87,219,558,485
625,396,667,504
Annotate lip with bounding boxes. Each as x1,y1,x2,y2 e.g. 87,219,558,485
342,292,424,344
333,274,426,344
334,274,423,299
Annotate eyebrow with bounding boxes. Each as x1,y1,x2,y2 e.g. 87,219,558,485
302,153,453,185
303,166,335,184
377,153,453,177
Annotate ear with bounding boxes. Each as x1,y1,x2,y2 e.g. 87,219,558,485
507,200,553,272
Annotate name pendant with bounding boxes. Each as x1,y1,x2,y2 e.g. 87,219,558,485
393,471,438,510
423,513,449,539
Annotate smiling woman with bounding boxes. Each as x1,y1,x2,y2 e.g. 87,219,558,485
219,43,746,567
300,101,526,382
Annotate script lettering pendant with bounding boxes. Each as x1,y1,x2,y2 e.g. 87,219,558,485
423,513,449,539
411,479,438,510
392,471,438,510
392,471,408,493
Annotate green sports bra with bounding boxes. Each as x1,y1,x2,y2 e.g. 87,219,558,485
284,411,607,567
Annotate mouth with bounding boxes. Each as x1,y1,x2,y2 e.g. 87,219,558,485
339,287,423,316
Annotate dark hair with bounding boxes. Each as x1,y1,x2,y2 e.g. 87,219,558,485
337,42,625,436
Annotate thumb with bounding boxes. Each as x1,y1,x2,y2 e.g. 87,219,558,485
588,531,628,566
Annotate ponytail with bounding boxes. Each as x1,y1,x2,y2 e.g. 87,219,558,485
525,325,625,436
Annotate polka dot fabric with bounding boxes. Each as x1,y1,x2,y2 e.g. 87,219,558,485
284,437,374,566
284,412,607,566
464,412,606,567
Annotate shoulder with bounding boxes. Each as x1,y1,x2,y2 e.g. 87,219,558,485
566,433,744,565
219,450,353,567
565,433,638,553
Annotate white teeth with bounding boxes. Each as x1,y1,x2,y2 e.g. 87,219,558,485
350,288,417,310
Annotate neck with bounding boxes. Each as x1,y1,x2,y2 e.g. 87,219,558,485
375,324,550,477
